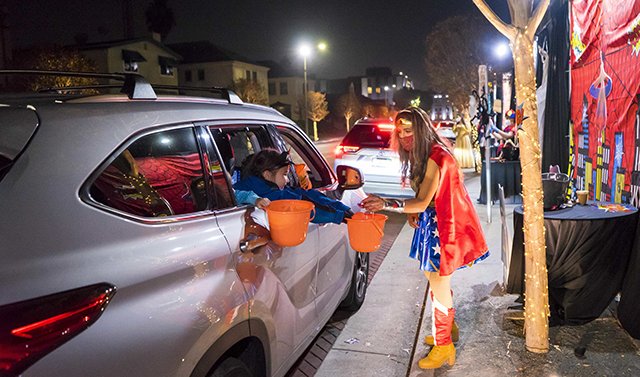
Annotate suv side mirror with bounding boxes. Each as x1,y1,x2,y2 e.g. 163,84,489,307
336,165,364,190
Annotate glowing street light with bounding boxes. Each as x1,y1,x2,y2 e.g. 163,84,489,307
495,42,510,59
298,41,327,135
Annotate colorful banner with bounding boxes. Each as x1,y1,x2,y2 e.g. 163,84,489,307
570,0,640,205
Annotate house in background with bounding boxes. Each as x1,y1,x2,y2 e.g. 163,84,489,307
77,34,181,88
168,41,269,99
431,94,454,123
259,60,318,123
360,67,413,107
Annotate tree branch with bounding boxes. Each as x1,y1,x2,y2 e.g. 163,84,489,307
526,0,550,40
472,0,516,39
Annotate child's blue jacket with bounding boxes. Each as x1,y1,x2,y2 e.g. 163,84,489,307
233,176,351,224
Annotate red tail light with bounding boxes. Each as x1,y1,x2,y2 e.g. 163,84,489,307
0,283,116,377
335,145,360,159
377,123,395,131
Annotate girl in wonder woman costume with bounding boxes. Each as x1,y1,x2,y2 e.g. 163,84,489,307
361,107,489,369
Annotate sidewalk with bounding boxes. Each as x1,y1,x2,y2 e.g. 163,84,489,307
317,170,640,377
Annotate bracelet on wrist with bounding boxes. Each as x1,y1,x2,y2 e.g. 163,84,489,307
383,199,405,213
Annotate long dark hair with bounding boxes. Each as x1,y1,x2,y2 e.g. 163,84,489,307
241,148,291,179
392,107,450,191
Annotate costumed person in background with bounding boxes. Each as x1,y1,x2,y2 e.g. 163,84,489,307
468,93,482,172
234,148,353,225
361,107,489,370
452,114,475,168
491,109,519,161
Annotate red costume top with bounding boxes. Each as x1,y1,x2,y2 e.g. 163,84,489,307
429,143,488,275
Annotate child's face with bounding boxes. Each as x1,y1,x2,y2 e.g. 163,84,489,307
262,166,290,189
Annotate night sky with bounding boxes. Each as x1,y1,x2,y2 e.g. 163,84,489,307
8,0,510,89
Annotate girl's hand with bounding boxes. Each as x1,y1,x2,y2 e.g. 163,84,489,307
359,195,384,212
255,198,271,209
407,213,419,229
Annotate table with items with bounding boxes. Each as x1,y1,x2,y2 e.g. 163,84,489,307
478,159,521,204
506,202,638,326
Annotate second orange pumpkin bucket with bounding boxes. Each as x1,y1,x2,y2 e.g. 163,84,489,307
346,212,388,252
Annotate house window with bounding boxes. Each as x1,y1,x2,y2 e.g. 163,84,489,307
367,86,373,94
158,56,176,76
375,87,381,94
252,71,257,82
197,69,205,81
185,70,192,82
268,82,276,95
280,82,288,95
245,70,251,79
122,49,145,73
124,61,139,72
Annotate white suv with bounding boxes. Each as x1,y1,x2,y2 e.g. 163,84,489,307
0,71,368,377
334,118,414,198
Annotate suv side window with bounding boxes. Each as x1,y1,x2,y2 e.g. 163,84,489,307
208,126,272,185
89,127,208,217
277,128,333,189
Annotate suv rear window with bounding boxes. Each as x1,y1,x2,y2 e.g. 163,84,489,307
89,127,210,218
341,123,392,148
0,107,39,181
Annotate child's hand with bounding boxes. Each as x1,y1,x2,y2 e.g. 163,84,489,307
255,198,271,209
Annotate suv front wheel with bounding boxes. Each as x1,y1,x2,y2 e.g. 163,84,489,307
209,357,252,377
339,252,369,312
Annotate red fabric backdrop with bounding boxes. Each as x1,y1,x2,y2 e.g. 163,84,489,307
570,0,640,204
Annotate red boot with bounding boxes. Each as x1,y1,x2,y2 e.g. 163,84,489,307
418,296,456,369
424,290,458,345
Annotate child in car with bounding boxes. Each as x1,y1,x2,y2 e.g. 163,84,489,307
233,148,353,224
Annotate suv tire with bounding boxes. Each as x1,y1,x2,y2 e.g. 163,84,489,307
339,252,369,312
209,357,252,377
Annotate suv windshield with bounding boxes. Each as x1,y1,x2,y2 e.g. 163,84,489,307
342,123,392,148
0,107,39,181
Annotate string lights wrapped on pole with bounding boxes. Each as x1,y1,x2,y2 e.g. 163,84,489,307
473,0,551,353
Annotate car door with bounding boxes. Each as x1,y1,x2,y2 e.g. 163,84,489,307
203,123,320,373
272,125,362,324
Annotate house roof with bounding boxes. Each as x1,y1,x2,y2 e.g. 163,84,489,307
257,60,302,78
74,37,182,60
168,41,261,66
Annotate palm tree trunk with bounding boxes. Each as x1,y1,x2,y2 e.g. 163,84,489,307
473,0,550,353
512,30,549,353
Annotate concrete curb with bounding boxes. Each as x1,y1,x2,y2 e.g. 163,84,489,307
315,224,428,377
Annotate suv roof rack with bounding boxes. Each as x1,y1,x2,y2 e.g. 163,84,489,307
151,85,243,105
0,70,157,100
0,70,244,104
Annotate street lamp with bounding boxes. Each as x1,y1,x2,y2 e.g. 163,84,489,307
494,42,510,59
298,41,327,136
298,44,312,135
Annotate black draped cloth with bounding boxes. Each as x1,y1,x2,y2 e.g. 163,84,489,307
478,160,522,204
507,204,638,325
537,0,571,172
618,221,640,338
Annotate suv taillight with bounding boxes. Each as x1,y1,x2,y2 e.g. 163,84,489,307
335,145,360,159
0,283,116,377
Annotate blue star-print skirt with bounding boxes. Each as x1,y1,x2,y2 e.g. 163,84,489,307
409,208,489,272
